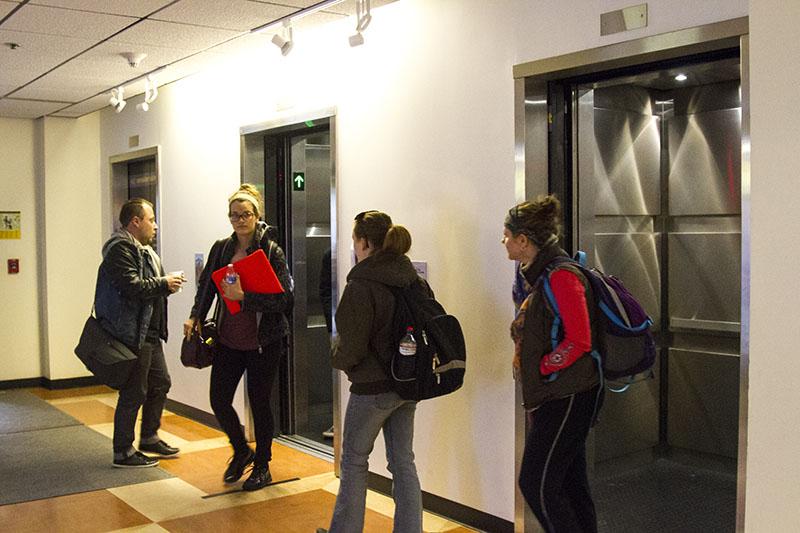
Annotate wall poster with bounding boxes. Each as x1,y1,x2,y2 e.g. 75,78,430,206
0,211,21,239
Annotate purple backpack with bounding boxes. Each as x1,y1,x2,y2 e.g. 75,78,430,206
543,251,656,392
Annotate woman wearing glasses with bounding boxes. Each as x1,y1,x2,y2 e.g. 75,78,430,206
504,195,602,533
185,183,293,491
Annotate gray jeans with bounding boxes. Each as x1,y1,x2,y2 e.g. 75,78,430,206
113,341,171,457
329,390,422,533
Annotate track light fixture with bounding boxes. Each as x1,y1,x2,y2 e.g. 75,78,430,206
349,0,371,47
271,20,294,56
136,75,159,112
109,86,126,113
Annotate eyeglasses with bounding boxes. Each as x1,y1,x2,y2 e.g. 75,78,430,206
229,211,255,222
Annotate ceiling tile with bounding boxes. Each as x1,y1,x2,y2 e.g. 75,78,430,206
49,93,110,118
153,0,296,32
27,0,173,18
110,19,241,51
0,29,99,93
0,1,17,19
0,97,68,118
2,4,136,40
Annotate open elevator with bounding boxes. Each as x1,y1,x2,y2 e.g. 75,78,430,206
515,18,748,533
240,111,338,457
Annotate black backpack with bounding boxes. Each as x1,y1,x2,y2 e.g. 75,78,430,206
543,251,656,393
385,282,466,401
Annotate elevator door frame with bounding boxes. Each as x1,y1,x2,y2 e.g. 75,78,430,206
239,107,341,469
512,17,750,533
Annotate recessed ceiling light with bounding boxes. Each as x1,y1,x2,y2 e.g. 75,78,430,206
675,73,688,82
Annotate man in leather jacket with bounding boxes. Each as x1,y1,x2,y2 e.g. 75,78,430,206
94,199,184,468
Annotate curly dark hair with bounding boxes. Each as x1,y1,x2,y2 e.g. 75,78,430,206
504,195,562,247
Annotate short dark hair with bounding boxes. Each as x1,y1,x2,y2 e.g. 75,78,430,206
119,198,153,227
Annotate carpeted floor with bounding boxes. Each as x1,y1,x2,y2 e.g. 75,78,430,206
0,390,171,506
594,458,736,533
0,389,81,434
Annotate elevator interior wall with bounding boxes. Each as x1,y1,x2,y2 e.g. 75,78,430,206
572,56,742,464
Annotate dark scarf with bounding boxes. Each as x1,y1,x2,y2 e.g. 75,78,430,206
509,244,569,362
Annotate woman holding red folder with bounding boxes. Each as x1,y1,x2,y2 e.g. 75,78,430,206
185,184,293,491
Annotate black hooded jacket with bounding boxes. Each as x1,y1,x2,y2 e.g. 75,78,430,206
190,222,293,347
333,252,431,394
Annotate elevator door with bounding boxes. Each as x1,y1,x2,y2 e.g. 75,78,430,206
287,132,333,447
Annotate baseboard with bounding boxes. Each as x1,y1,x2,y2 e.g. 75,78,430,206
0,375,99,390
164,398,224,432
367,472,514,533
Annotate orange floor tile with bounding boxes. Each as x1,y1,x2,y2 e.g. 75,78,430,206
26,385,114,400
159,414,226,441
0,489,150,533
53,399,116,425
158,441,333,494
158,489,393,533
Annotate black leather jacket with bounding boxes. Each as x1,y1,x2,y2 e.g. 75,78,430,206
190,222,294,347
94,230,169,349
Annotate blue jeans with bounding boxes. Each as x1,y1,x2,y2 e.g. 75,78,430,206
329,391,422,533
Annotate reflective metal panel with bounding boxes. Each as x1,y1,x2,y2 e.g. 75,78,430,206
668,108,742,216
594,354,660,461
668,348,739,458
668,232,741,327
595,232,661,328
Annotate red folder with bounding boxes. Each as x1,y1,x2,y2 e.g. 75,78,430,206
212,249,284,315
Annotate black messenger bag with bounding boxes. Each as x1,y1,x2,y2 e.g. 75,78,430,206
74,315,137,389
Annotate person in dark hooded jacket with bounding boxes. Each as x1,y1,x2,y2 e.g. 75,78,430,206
185,184,293,491
319,210,427,533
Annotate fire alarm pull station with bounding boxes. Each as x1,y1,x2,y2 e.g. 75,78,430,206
8,259,19,274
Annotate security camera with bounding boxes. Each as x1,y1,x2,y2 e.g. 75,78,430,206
120,52,147,68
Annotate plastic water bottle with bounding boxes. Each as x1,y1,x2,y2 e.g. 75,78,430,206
396,327,417,380
224,264,237,285
399,327,417,356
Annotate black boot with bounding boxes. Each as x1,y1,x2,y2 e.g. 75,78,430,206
223,448,255,484
242,464,272,491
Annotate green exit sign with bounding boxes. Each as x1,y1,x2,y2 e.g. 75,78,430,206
292,172,305,191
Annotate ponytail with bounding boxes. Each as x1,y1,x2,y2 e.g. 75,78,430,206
382,225,412,256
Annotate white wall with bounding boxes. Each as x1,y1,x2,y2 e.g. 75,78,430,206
39,115,102,380
746,1,800,529
0,118,41,380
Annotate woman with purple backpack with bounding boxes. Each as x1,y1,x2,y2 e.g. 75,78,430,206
504,194,603,533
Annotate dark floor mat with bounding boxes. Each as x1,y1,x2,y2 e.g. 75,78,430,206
0,390,81,435
594,459,736,533
0,425,172,505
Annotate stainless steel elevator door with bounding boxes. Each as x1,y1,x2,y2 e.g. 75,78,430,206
289,133,333,447
575,68,742,464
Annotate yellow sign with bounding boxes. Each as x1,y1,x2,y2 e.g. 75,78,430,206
0,211,21,239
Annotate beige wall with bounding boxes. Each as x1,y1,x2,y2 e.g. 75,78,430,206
39,115,102,380
0,118,40,380
746,1,800,529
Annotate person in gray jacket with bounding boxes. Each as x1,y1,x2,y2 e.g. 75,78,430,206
319,210,426,533
94,198,184,468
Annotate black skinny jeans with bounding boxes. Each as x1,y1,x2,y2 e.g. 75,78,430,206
519,385,601,533
114,340,171,455
210,339,283,467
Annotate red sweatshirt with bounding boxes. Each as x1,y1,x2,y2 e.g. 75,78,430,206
540,269,592,375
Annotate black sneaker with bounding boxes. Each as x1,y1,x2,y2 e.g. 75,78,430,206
242,464,272,491
139,440,180,457
113,451,159,468
223,448,255,484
